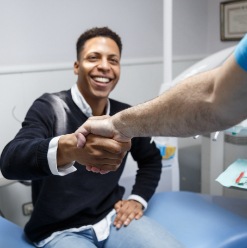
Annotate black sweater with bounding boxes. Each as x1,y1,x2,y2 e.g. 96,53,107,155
0,90,162,243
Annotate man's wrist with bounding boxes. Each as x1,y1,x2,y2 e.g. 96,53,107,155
112,113,133,141
128,194,148,210
57,134,78,167
48,136,77,176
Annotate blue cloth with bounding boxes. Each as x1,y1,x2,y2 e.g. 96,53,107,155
235,34,247,71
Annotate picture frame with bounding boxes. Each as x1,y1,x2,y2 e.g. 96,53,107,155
220,0,247,41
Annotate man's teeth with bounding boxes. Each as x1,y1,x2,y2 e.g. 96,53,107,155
94,77,110,83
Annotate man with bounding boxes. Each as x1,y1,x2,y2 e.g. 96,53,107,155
0,27,183,248
77,34,247,172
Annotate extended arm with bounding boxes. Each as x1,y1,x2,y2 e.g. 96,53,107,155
78,35,247,141
112,56,247,138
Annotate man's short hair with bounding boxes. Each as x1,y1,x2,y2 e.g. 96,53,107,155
76,27,122,60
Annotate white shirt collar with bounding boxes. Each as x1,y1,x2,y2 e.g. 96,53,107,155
71,84,110,117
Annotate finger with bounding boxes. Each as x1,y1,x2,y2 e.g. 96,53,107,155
86,152,126,165
85,134,130,157
85,161,121,172
85,165,109,174
85,165,93,171
75,126,90,136
99,163,121,171
83,153,124,168
96,138,131,154
88,115,110,120
99,169,110,174
134,211,143,220
91,150,126,161
114,218,124,229
94,164,121,172
123,213,136,226
91,166,101,173
76,132,86,148
114,211,129,227
85,165,99,173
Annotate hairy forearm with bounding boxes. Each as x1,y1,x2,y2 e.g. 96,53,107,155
112,70,217,137
112,82,216,138
112,55,247,138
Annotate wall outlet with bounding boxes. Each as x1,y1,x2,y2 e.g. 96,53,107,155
22,202,33,216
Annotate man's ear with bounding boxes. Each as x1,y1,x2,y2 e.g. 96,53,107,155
74,61,79,75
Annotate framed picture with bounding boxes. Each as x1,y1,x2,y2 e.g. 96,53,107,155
220,0,247,41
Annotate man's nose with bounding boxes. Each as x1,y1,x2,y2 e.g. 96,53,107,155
98,58,110,70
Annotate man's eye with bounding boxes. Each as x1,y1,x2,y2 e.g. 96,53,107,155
88,56,98,61
110,59,119,64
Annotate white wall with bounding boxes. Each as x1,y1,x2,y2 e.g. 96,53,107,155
207,0,238,54
173,0,208,57
173,0,239,57
0,0,163,67
172,0,239,79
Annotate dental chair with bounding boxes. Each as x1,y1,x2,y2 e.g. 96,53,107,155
146,191,247,248
1,191,247,248
0,216,34,247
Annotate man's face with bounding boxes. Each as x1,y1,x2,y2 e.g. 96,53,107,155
74,37,121,103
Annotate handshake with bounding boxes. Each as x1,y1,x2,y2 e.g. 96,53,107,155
75,115,133,174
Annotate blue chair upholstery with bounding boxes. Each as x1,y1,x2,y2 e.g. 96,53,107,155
1,191,247,248
0,216,34,248
145,191,247,248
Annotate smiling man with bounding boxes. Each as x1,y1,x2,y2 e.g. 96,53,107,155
0,27,183,248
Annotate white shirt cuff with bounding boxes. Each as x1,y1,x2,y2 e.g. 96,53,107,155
48,136,77,176
128,194,148,211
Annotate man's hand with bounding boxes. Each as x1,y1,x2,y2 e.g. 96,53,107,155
113,200,143,229
75,116,132,173
57,133,131,173
76,115,131,144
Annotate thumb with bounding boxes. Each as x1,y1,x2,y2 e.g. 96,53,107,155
75,125,90,136
114,200,123,212
75,132,86,148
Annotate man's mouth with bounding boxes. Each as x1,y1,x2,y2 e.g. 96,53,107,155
93,77,111,83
